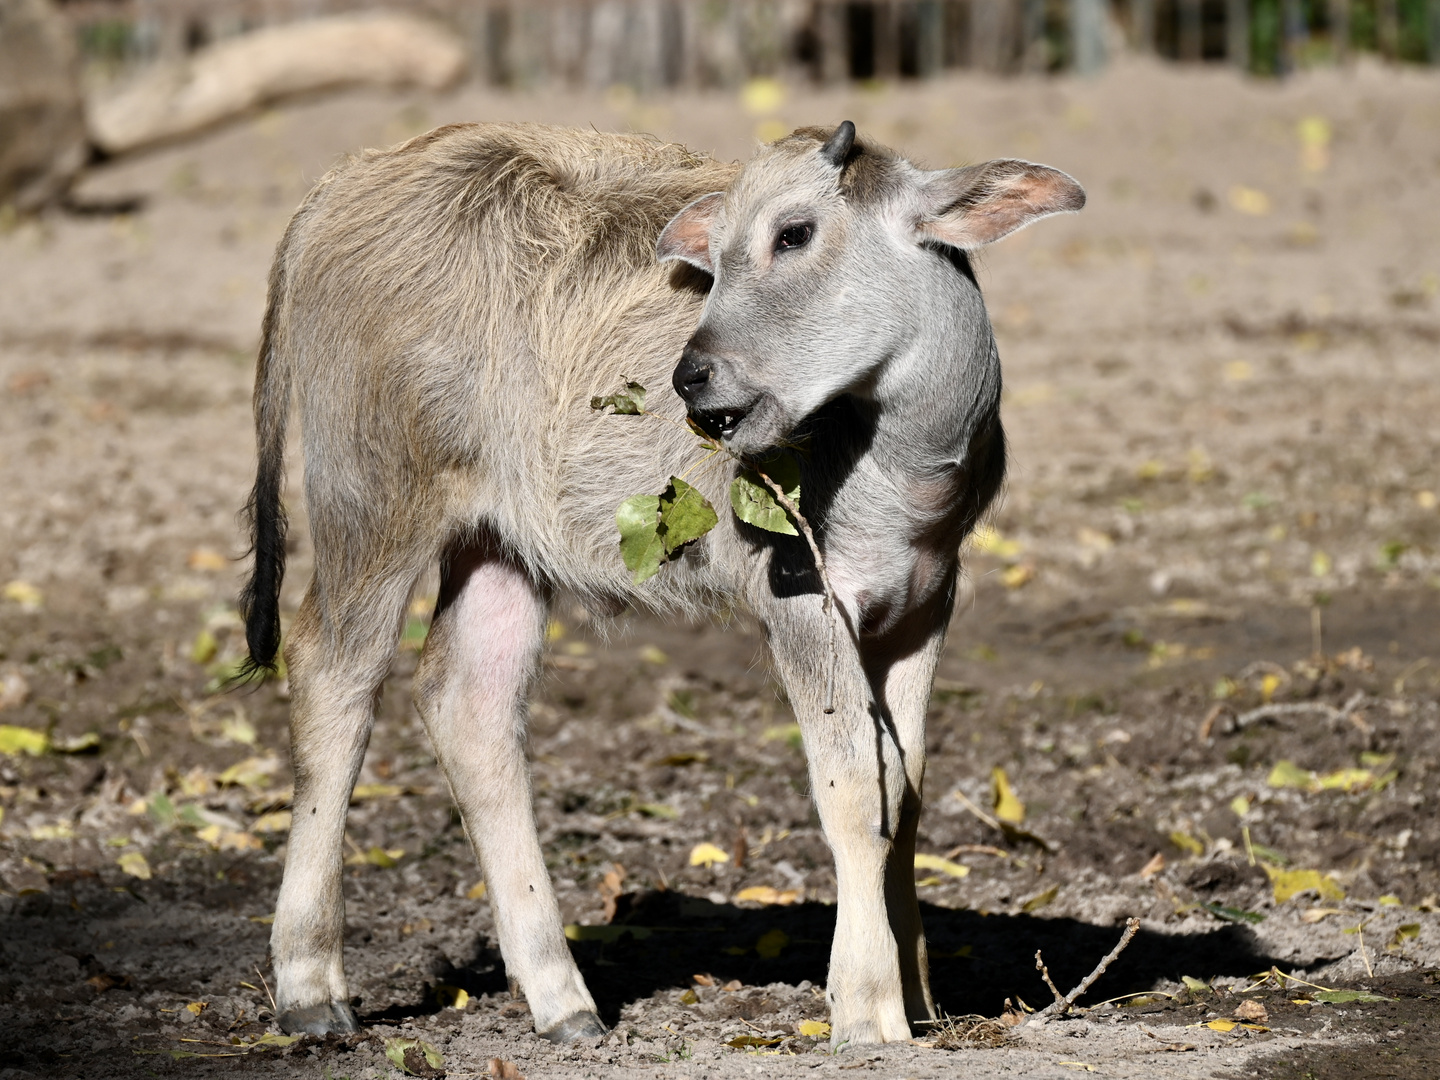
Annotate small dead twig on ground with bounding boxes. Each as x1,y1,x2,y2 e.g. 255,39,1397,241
253,965,276,1014
1035,951,1067,1010
1236,691,1365,730
1030,917,1141,1023
952,787,1004,832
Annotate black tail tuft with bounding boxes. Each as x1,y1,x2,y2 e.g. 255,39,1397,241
238,448,288,676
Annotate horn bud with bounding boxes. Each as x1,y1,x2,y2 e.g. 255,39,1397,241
819,120,855,167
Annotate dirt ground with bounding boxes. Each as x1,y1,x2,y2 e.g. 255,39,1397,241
2,56,1439,1080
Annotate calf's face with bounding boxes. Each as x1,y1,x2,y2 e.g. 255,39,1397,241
657,122,1084,455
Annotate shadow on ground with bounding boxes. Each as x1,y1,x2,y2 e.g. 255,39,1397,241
419,892,1290,1027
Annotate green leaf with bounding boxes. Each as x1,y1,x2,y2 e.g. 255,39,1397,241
383,1036,444,1076
1312,990,1394,1004
729,452,801,535
1201,901,1265,924
590,381,647,415
616,494,665,584
658,476,719,555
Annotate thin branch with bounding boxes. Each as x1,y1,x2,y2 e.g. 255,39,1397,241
952,787,1004,832
1034,951,1066,1009
1030,917,1141,1022
254,964,277,1014
748,465,841,713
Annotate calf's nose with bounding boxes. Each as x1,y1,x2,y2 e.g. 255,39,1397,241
672,347,712,403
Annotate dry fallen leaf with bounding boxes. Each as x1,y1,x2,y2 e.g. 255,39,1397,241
466,881,488,900
914,853,970,879
187,548,228,572
991,767,1025,824
117,851,151,880
797,1019,831,1038
1263,865,1344,905
1233,999,1268,1022
689,842,730,869
1138,853,1166,879
734,885,801,905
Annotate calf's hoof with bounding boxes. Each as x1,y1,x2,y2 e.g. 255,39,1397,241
539,1011,607,1043
277,1001,360,1036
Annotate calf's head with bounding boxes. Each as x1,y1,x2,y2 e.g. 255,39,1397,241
658,122,1084,454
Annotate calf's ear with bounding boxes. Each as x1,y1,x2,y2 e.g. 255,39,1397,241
657,191,725,272
916,160,1084,249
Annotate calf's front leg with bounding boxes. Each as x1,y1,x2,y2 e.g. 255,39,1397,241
757,589,917,1046
412,543,604,1042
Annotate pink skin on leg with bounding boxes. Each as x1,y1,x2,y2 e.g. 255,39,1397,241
413,547,602,1038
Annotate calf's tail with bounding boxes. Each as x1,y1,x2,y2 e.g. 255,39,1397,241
237,258,292,677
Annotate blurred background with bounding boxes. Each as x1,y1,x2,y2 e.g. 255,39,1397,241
1,1,1438,1077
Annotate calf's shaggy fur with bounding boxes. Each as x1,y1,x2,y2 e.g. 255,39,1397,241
240,121,1082,1046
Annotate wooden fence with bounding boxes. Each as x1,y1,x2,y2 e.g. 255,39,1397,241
58,0,1440,84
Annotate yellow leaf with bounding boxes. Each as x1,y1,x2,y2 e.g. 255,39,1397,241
991,767,1025,824
1223,360,1254,382
689,842,730,868
1378,894,1401,906
3,580,43,611
1267,760,1314,790
1022,885,1059,913
1311,550,1332,577
797,1020,831,1038
217,756,279,792
30,823,75,840
1230,796,1251,817
970,525,1022,560
345,846,403,868
913,853,970,879
1260,673,1282,702
185,1001,207,1015
1001,564,1035,589
638,645,668,664
1263,864,1344,904
1205,1018,1238,1032
1315,768,1374,792
196,824,221,846
1228,185,1271,216
1181,976,1210,993
1169,831,1205,856
755,928,789,958
740,77,785,115
735,886,801,905
252,810,291,833
434,984,468,1010
117,851,152,880
0,725,49,756
189,629,219,664
1300,907,1342,923
466,881,488,900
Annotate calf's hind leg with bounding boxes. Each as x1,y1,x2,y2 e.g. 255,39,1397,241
412,541,605,1042
272,572,414,1034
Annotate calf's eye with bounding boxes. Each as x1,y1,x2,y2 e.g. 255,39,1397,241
775,223,812,251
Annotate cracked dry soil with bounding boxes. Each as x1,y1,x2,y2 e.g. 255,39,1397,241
2,58,1440,1080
